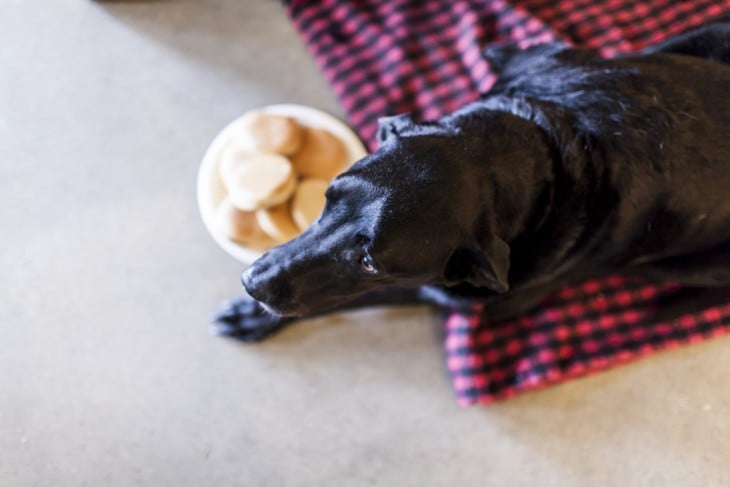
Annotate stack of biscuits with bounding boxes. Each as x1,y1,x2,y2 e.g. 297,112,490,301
215,110,347,249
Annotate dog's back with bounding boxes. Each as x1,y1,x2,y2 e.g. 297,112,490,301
483,43,730,264
614,53,730,256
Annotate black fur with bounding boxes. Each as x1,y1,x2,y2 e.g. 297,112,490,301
214,22,730,341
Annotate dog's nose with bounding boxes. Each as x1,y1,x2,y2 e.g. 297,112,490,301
241,263,293,305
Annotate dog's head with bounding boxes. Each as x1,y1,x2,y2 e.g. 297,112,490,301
242,111,546,316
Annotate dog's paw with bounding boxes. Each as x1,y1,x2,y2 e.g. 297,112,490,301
211,296,291,343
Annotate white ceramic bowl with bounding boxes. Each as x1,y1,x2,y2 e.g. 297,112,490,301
197,104,368,263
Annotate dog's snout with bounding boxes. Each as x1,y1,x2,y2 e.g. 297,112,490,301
241,262,293,305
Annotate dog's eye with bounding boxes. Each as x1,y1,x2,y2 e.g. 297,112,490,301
359,255,377,274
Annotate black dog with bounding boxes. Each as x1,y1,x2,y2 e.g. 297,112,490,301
215,22,730,342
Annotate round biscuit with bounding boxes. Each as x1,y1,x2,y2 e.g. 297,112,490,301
291,178,329,230
290,127,346,180
255,202,301,243
218,143,248,183
237,110,303,155
222,152,296,211
215,198,276,249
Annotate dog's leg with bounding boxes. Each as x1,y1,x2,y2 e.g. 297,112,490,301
212,287,427,342
213,280,602,342
641,21,730,64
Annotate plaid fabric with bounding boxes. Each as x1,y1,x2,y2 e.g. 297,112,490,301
283,0,730,405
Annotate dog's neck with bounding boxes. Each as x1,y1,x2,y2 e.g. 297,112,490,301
454,102,611,284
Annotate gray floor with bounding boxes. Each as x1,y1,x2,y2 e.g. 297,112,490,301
2,1,729,486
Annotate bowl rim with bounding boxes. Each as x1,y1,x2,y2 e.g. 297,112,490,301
197,104,368,263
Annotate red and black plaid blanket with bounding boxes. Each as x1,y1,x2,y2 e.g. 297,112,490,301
283,0,730,405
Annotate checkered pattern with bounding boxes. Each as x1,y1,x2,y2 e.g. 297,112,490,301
447,278,730,404
284,0,730,404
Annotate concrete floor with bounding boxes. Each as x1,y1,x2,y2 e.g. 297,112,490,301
2,1,730,486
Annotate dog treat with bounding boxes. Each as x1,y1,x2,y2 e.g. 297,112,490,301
215,197,276,249
218,143,248,184
210,107,363,250
291,178,329,230
291,127,346,180
237,110,303,155
255,202,301,243
221,151,297,211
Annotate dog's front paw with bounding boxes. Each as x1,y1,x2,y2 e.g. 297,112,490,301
211,296,291,343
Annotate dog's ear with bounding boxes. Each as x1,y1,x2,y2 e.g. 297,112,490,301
482,43,520,73
442,237,510,293
377,113,415,145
